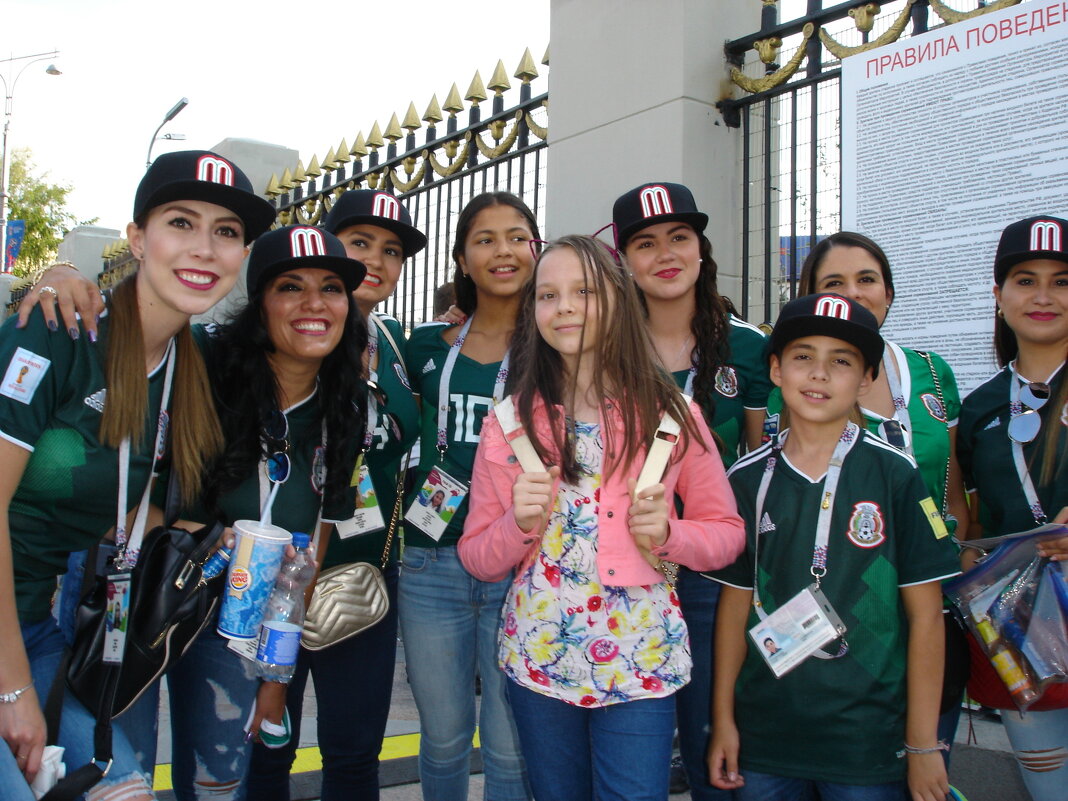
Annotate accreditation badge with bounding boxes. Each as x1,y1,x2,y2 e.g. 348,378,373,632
749,584,847,678
404,466,469,541
336,462,386,538
103,573,132,665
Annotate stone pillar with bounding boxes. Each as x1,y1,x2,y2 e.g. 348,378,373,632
57,225,122,280
547,0,752,304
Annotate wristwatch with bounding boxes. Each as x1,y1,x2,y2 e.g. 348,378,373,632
0,683,33,704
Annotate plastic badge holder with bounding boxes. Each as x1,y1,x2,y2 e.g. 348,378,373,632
943,524,1068,711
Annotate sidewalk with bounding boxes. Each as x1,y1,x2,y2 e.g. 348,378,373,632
154,643,1031,801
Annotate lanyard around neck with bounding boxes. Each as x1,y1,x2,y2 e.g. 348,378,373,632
436,316,510,458
364,318,380,453
881,343,914,455
1008,362,1051,526
114,338,176,569
752,421,860,604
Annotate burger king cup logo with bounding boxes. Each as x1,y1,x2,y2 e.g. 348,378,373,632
229,566,251,593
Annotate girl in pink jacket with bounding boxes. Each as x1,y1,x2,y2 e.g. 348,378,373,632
459,234,744,801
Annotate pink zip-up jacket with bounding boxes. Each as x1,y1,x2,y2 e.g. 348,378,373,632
458,396,745,586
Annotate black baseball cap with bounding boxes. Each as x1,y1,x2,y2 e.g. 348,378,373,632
768,293,884,378
612,182,709,248
246,226,366,296
323,189,428,257
994,215,1068,285
134,150,275,243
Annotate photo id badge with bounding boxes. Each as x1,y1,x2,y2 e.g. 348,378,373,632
749,583,847,678
404,466,468,542
103,573,132,665
337,462,386,539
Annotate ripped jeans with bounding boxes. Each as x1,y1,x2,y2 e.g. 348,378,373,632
1000,706,1068,801
59,551,259,801
0,616,153,801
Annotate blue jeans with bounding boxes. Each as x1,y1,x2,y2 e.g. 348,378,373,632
397,545,530,801
675,568,734,800
247,565,400,801
1000,706,1068,801
735,771,907,801
60,550,259,800
0,617,153,801
506,680,676,801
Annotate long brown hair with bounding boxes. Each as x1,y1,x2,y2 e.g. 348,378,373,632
510,235,704,484
797,231,895,301
100,275,223,505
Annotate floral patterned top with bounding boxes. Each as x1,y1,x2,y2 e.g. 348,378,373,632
499,421,692,707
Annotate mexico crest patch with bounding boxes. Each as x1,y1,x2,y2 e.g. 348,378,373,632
715,366,739,398
921,393,946,422
846,501,885,548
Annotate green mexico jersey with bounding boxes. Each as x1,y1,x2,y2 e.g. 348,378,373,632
958,365,1068,537
405,322,502,548
765,343,960,514
713,430,959,784
673,315,772,467
0,312,167,621
324,315,419,569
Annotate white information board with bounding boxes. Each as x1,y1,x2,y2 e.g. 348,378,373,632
842,0,1068,392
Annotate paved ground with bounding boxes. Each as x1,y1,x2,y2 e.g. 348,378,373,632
155,641,1032,801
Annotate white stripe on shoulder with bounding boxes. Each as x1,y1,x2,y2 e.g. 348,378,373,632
727,440,774,476
729,315,766,337
374,313,401,325
412,320,449,332
0,428,34,452
709,576,754,591
899,571,960,588
860,431,918,467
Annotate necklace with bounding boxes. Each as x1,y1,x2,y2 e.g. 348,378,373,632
658,334,693,372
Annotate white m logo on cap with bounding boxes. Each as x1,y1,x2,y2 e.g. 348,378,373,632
196,156,235,187
372,193,401,221
290,227,327,257
639,185,674,218
815,295,851,320
1030,220,1062,252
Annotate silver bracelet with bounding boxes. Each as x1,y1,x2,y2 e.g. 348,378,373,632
896,740,950,758
0,682,34,704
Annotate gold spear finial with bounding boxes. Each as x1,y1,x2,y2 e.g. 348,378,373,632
515,48,538,83
352,132,368,158
424,94,444,125
367,122,384,149
384,113,402,143
336,137,351,163
443,83,464,116
541,44,550,66
305,155,322,178
402,102,421,133
488,60,511,95
465,70,487,104
265,173,282,197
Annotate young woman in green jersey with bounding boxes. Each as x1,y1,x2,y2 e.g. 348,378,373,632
399,192,539,801
611,182,772,801
957,215,1068,801
248,190,424,801
0,150,274,801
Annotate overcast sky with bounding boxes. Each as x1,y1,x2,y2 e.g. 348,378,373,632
4,0,550,235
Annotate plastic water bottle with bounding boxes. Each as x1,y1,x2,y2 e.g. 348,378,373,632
255,532,315,682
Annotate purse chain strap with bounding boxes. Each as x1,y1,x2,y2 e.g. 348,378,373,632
918,350,951,519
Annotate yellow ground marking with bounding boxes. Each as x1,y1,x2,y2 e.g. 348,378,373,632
153,730,482,790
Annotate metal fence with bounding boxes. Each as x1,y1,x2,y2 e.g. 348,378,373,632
720,0,1024,325
270,49,549,328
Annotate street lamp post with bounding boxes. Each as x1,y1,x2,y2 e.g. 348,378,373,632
0,50,61,274
146,97,189,169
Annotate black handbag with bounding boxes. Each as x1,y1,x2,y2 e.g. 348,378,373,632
67,468,226,718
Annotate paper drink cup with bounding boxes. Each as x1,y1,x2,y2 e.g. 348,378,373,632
217,520,291,640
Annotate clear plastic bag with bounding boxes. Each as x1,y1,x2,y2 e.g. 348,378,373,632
943,524,1068,711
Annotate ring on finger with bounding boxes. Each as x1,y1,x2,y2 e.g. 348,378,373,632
37,285,59,299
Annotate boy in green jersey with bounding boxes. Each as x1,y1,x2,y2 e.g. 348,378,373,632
707,294,959,801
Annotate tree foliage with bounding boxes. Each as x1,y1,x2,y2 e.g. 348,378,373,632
6,147,92,277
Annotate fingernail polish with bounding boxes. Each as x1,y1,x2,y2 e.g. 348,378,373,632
68,327,80,341
47,320,58,332
15,318,24,329
88,330,97,344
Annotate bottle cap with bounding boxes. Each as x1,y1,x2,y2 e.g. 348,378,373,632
291,532,311,550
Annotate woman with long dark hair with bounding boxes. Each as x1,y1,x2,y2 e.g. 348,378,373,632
399,191,539,801
248,189,424,801
957,215,1068,801
611,182,772,800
